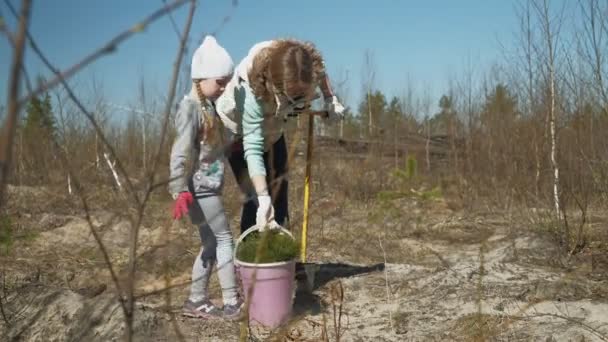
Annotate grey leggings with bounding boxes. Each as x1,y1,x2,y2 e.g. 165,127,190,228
188,194,238,305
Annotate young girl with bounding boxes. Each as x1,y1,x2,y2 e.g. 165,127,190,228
169,35,242,319
215,39,345,233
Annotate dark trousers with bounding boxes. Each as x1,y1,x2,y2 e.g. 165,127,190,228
228,135,289,234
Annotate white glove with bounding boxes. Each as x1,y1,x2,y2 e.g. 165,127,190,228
324,95,345,121
256,195,280,231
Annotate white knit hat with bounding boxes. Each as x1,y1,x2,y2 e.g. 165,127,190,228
191,35,234,79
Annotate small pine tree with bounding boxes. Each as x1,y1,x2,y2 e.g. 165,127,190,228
21,92,56,183
23,93,55,139
405,155,418,180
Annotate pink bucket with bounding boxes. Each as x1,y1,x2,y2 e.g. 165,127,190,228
235,226,296,328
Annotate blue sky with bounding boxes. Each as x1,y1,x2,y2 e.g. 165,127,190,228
1,0,544,119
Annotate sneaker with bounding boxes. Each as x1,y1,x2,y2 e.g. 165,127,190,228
182,299,223,319
223,298,244,320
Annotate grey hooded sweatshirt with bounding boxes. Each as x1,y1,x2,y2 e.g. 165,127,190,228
169,94,231,197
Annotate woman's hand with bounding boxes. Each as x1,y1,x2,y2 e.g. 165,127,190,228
324,95,345,121
256,194,281,231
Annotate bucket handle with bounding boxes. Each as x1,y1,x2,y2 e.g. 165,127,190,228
234,225,294,262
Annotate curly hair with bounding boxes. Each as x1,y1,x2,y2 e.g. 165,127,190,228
247,39,326,104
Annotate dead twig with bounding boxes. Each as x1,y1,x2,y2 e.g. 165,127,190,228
378,237,395,334
103,153,123,191
163,220,185,341
0,1,32,93
0,271,10,326
125,1,197,340
330,281,346,341
526,312,608,341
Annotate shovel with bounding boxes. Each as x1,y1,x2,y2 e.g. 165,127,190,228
296,110,328,292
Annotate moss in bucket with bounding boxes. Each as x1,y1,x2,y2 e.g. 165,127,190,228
236,230,299,264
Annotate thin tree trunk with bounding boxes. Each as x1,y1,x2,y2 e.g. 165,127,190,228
18,130,24,185
425,118,431,172
95,133,100,170
549,68,561,219
522,0,542,200
394,120,398,169
541,0,562,220
534,136,541,198
466,84,474,178
104,152,123,191
368,90,373,137
450,115,458,174
586,0,608,113
142,119,146,172
589,110,595,162
67,173,72,195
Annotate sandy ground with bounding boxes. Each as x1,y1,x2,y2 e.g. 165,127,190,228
1,176,607,341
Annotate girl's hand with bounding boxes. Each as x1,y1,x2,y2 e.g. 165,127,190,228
173,192,193,220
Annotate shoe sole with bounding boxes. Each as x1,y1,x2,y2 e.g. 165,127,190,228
223,303,245,321
182,309,222,320
224,312,243,321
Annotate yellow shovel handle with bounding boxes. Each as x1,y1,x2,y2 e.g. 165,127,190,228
301,112,319,262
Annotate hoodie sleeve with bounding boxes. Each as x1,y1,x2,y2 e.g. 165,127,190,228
169,97,196,195
240,82,267,177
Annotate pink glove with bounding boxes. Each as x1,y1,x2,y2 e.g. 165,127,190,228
173,192,193,220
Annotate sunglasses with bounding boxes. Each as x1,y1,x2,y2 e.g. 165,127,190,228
278,91,308,106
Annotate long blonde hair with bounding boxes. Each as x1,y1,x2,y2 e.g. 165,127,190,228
194,80,224,146
248,39,326,103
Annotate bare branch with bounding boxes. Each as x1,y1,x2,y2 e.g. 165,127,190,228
378,237,394,334
577,0,608,113
161,0,182,39
15,0,191,109
0,272,10,326
104,152,123,191
532,0,564,220
525,313,608,341
0,2,33,93
0,0,31,209
124,1,197,340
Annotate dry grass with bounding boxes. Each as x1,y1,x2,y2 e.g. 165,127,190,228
2,140,608,341
453,313,516,341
